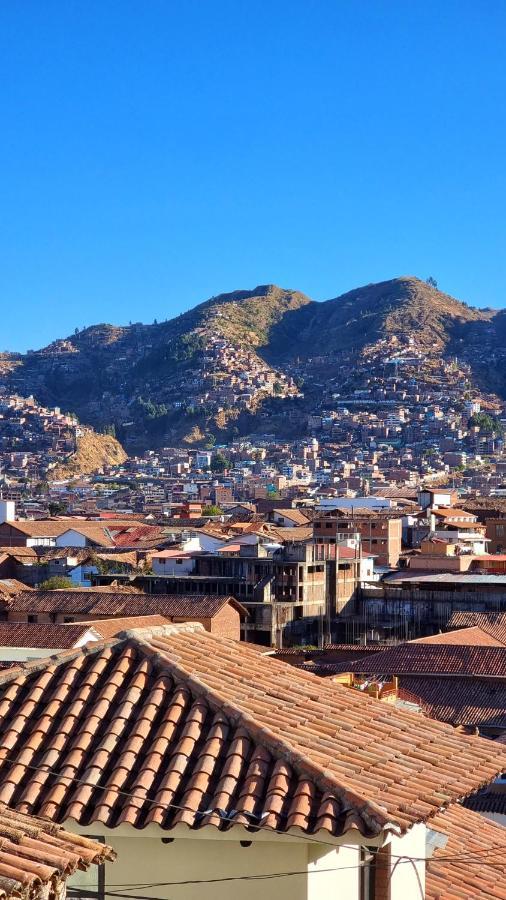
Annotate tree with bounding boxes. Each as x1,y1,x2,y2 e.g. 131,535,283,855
210,452,228,473
273,381,283,395
468,412,504,435
426,276,438,289
38,576,75,591
202,504,223,516
48,500,68,517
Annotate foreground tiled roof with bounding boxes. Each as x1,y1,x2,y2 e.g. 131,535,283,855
0,802,114,900
339,643,506,677
0,624,504,838
399,676,506,728
3,591,247,619
426,804,506,899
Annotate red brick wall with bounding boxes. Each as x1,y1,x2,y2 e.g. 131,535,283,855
209,604,241,641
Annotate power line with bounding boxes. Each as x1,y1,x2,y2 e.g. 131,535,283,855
67,846,506,897
0,751,504,868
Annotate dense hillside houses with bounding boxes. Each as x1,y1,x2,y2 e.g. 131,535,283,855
2,279,506,894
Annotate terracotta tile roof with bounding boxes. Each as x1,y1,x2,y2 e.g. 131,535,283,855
0,802,114,900
412,626,506,647
427,804,506,899
0,624,504,838
3,521,70,538
447,612,506,647
75,616,170,639
0,582,32,598
0,623,91,650
4,591,248,620
4,520,116,548
339,643,506,677
0,548,38,559
271,509,311,526
399,676,506,728
113,526,165,548
261,525,314,542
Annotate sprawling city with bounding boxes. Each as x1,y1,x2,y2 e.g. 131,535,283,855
2,4,506,898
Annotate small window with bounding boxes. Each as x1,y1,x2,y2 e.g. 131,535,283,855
27,614,37,624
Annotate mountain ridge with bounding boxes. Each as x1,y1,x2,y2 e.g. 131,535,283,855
1,276,505,448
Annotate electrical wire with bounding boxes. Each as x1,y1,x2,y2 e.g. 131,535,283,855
0,748,505,869
67,846,506,897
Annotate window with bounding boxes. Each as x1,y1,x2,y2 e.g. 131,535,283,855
67,835,105,900
27,614,37,624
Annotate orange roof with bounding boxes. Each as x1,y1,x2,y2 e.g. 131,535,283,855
75,615,170,639
435,507,477,519
412,626,506,647
0,623,503,837
0,803,114,900
427,804,506,899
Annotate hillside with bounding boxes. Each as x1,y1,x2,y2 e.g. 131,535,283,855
51,429,128,479
267,276,493,360
1,277,505,447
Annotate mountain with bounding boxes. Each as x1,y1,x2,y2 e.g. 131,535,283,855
267,276,494,360
1,277,505,448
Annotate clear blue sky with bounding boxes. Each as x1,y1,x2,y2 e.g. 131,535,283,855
1,1,505,351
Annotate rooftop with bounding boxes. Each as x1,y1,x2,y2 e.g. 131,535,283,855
0,623,503,838
339,643,506,677
2,590,247,619
0,802,114,900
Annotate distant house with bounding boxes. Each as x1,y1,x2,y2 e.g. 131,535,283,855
2,590,247,641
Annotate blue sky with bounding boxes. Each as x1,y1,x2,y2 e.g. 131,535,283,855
1,0,505,351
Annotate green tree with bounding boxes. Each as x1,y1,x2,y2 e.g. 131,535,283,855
468,412,504,435
48,501,68,517
210,452,228,473
38,576,75,591
202,504,223,516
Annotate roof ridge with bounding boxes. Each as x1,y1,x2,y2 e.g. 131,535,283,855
128,631,394,836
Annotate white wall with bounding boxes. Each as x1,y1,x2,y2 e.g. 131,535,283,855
318,497,392,511
389,823,426,900
69,828,366,900
307,844,359,900
56,530,88,547
152,556,195,576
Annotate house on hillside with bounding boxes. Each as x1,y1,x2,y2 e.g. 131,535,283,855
0,622,504,899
